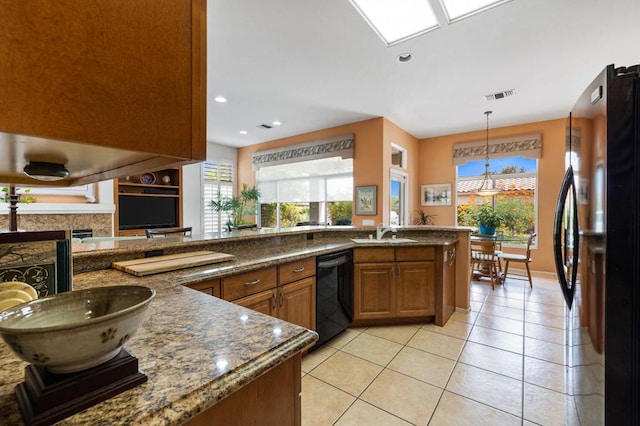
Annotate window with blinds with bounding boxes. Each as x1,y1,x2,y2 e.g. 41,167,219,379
257,156,353,228
203,160,234,233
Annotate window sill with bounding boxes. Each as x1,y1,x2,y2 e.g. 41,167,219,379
0,203,115,214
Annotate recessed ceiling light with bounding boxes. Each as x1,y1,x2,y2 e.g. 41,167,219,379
214,96,227,103
349,0,439,46
397,53,413,63
272,121,282,126
239,130,248,135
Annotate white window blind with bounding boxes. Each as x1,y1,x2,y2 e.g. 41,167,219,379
203,160,234,233
257,157,353,204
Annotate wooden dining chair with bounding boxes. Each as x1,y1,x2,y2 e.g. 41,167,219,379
470,239,501,289
145,227,192,238
494,230,504,272
498,233,536,288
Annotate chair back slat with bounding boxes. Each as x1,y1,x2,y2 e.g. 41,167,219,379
525,233,536,259
470,240,498,263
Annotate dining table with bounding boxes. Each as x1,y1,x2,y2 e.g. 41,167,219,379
470,233,528,284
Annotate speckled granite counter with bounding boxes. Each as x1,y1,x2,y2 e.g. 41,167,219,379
0,273,317,425
0,226,472,424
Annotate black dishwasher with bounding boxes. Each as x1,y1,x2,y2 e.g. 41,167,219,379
312,249,353,350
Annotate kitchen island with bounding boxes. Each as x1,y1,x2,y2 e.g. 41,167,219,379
0,226,471,424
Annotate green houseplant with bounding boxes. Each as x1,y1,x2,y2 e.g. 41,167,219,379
475,203,502,235
210,184,260,231
413,209,436,225
1,187,35,203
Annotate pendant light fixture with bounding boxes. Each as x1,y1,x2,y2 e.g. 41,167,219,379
476,110,501,196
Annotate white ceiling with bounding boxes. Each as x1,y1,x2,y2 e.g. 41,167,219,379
207,0,640,148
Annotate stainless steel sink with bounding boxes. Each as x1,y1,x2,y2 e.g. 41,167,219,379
351,238,417,243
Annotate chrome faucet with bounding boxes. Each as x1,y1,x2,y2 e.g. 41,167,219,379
376,224,397,240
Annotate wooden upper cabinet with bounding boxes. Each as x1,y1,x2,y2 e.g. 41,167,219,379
0,0,206,185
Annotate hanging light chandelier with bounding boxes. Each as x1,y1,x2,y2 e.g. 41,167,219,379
476,110,501,196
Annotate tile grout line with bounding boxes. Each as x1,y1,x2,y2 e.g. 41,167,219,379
519,277,526,424
331,326,422,425
426,287,488,425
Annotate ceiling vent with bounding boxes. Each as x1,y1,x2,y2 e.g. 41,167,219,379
257,124,273,129
484,89,515,101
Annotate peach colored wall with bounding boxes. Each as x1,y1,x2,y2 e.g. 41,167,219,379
382,118,420,225
237,118,385,225
236,116,566,273
418,118,567,273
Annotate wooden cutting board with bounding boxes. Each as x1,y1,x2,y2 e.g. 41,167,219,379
112,251,235,276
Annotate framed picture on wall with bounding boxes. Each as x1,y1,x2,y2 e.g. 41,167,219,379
421,183,452,206
355,185,377,215
579,178,589,205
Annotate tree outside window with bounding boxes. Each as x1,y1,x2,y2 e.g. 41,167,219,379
457,156,536,242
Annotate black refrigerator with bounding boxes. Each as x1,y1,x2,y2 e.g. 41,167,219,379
554,64,640,424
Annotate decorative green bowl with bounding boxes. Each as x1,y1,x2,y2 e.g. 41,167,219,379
0,286,154,374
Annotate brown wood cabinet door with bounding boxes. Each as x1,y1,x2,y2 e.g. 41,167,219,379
354,263,395,320
233,289,277,318
187,279,221,298
278,277,316,330
0,0,206,160
396,261,435,317
185,354,301,426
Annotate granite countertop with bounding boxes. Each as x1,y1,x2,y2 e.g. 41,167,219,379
0,273,317,425
71,225,467,276
0,226,468,424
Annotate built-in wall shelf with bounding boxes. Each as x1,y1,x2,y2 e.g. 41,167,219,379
114,168,183,236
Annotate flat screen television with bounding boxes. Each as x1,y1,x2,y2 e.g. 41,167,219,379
118,195,177,230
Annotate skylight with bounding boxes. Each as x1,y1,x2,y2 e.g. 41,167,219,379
440,0,512,22
349,0,439,46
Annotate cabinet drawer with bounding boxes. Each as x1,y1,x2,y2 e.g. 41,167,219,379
395,247,435,261
279,257,316,285
222,267,277,301
187,279,220,298
354,248,395,263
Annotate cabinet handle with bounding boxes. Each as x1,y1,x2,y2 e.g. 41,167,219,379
243,279,261,286
272,293,277,310
293,267,305,273
279,291,284,307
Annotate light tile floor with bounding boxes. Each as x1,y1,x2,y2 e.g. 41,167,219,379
301,272,590,425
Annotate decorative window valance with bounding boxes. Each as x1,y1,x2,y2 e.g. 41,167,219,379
452,133,542,166
252,134,354,170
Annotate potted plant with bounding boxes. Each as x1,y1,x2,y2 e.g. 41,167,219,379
475,203,502,235
413,210,436,225
210,184,260,232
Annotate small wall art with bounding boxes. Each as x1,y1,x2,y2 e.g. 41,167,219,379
421,183,452,206
355,185,377,215
578,178,589,205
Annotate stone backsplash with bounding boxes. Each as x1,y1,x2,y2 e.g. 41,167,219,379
0,213,112,236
